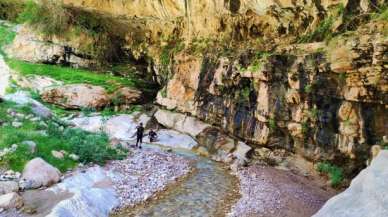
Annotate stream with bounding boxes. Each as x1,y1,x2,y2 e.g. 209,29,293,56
112,144,240,217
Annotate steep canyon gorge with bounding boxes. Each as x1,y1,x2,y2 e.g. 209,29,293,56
8,0,385,175
0,0,387,216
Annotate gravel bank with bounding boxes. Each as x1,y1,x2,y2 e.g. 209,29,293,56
229,165,335,217
107,147,193,209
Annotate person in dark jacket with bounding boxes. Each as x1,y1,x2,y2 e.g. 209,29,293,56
148,129,157,143
135,123,144,148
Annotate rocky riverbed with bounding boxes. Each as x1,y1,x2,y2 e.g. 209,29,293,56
229,165,335,217
107,146,193,209
0,146,193,217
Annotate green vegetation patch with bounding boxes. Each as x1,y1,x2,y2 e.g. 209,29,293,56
298,4,344,43
317,162,344,187
371,4,388,21
6,59,137,93
0,101,126,172
0,23,16,54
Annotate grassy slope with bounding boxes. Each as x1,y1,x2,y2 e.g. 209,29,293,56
0,101,127,172
6,59,138,93
0,102,76,171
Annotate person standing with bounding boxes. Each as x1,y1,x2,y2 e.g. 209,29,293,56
135,123,144,149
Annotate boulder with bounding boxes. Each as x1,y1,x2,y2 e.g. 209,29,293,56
153,129,198,150
41,84,110,109
0,181,19,195
112,87,143,105
154,109,210,137
44,166,118,217
21,158,61,189
51,150,64,159
69,154,80,161
104,114,151,140
68,116,104,133
4,91,52,118
313,151,388,217
21,141,37,153
0,192,23,209
233,142,252,162
11,122,22,128
31,103,53,119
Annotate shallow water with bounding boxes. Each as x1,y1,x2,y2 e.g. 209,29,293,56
112,144,239,217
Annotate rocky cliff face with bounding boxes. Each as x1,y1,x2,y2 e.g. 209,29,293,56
28,0,385,64
61,0,381,43
156,20,388,173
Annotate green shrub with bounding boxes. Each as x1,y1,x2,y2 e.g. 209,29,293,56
299,16,334,43
301,121,309,136
309,107,320,120
304,84,313,93
269,118,277,131
338,72,347,83
63,128,126,165
247,51,271,72
371,4,388,21
298,4,345,43
317,162,344,187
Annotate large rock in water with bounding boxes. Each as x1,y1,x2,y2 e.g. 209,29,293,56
21,158,61,189
41,84,110,109
153,129,199,150
313,150,388,217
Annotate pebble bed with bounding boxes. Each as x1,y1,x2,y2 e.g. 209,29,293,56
107,147,193,208
229,165,332,217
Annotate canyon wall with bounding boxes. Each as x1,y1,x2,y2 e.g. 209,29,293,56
156,20,388,173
